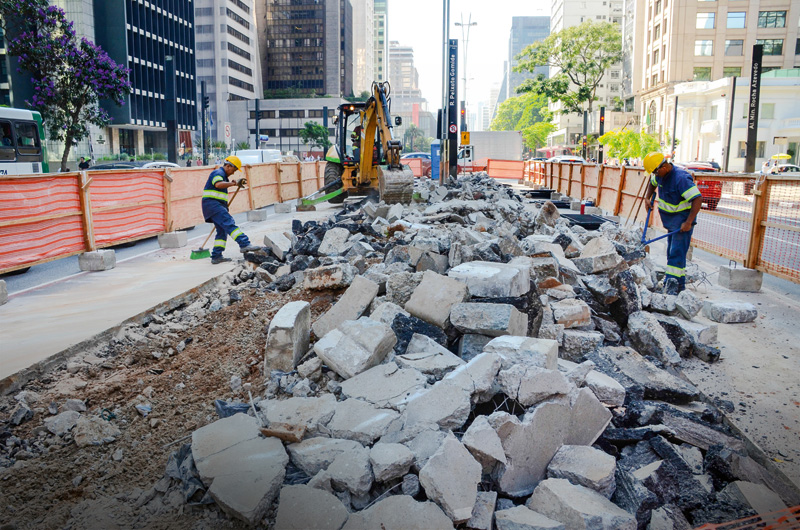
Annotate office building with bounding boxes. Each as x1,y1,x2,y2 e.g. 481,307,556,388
388,41,433,138
352,0,375,94
506,16,550,99
374,0,388,83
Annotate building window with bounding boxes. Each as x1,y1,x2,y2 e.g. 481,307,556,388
761,103,775,119
197,41,214,50
723,66,742,77
796,38,800,56
230,0,250,13
653,49,660,63
654,0,661,12
756,39,783,56
693,67,712,80
226,8,250,29
652,74,659,86
696,13,715,29
725,40,743,56
197,59,214,68
757,11,786,28
727,12,745,28
227,25,250,44
195,7,213,16
710,106,718,119
196,25,214,34
695,40,713,56
653,24,660,39
228,60,253,77
738,141,765,158
228,42,251,61
279,110,305,119
229,76,254,92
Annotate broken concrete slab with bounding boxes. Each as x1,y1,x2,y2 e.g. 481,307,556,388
274,485,350,530
649,293,678,314
404,379,471,430
459,333,493,362
447,261,531,298
718,481,787,516
265,301,311,371
483,336,559,371
191,414,289,525
369,442,414,483
287,437,363,477
462,415,507,470
396,349,464,379
560,330,605,361
572,237,623,274
404,429,448,472
648,505,692,530
44,410,81,436
314,317,396,379
442,351,502,404
550,299,591,329
527,478,636,530
675,290,703,319
339,362,427,409
566,387,613,446
341,495,454,530
312,276,379,338
385,271,424,307
327,444,374,497
261,394,337,437
581,275,619,305
263,231,292,261
672,318,717,345
404,270,470,328
450,302,528,337
467,491,497,530
419,432,482,524
72,415,122,447
627,311,682,365
318,227,352,256
369,301,409,326
495,506,566,530
584,369,626,407
303,263,357,290
326,398,400,445
497,365,571,407
547,445,616,498
702,301,758,323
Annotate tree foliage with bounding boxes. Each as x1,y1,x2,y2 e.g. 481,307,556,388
515,21,622,116
403,124,425,152
1,0,132,171
598,129,661,160
490,92,555,150
299,121,332,150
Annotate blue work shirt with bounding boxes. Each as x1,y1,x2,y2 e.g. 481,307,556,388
650,165,701,218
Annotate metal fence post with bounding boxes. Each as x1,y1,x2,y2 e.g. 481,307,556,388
744,176,769,270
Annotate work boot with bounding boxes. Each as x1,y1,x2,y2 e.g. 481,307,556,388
663,277,680,296
211,256,232,264
239,244,262,253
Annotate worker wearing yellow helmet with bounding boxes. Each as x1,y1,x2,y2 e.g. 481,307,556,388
643,152,702,295
200,155,261,264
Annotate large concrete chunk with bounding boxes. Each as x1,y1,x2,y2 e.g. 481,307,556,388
672,318,717,345
44,410,81,436
550,299,591,329
369,442,415,482
312,276,379,338
404,429,448,472
547,445,616,498
318,227,352,256
327,444,374,496
584,369,626,407
497,365,570,407
462,415,507,469
157,231,188,248
78,249,116,271
627,311,682,365
566,388,612,446
274,485,350,530
287,437,363,476
72,416,122,447
450,303,528,337
397,333,464,378
265,301,311,371
467,491,498,530
341,495,454,530
718,265,763,292
718,481,787,515
304,263,357,290
339,362,427,409
448,261,531,298
484,336,559,371
263,231,292,260
419,432,482,524
560,330,604,361
261,394,337,437
495,506,566,530
702,301,758,323
192,414,289,525
443,351,503,403
404,380,471,430
326,398,400,445
314,317,396,379
369,301,409,325
404,270,470,328
675,290,703,319
572,237,622,274
527,479,636,530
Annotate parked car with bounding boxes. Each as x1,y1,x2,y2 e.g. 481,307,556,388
761,164,800,176
87,161,180,171
546,155,586,163
676,162,722,210
401,152,432,177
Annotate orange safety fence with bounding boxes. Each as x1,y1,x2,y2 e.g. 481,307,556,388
487,159,525,180
0,161,325,274
750,175,800,282
401,158,423,177
694,505,800,529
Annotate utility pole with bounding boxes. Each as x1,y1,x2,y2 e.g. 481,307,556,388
455,14,477,131
598,107,605,163
440,0,451,181
724,76,737,172
744,45,763,174
165,55,177,164
201,80,209,166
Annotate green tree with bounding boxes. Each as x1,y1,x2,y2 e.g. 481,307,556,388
235,141,251,150
598,129,661,160
299,121,332,150
515,21,622,116
415,136,433,154
490,92,555,150
403,124,424,152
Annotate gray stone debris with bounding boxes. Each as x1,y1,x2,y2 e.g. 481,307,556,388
318,227,352,256
448,261,530,298
442,351,502,403
495,506,566,530
497,365,571,407
303,263,357,290
44,410,81,436
287,437,363,477
404,428,447,472
550,299,591,328
572,237,623,274
404,270,470,328
385,271,423,307
626,311,682,365
403,380,471,430
419,432,482,524
547,445,617,498
326,443,374,497
462,415,507,470
702,301,758,323
675,290,703,319
396,333,464,377
649,293,678,314
314,317,397,378
265,301,311,372
312,275,379,338
261,394,337,436
560,330,605,361
341,495,454,530
566,388,612,446
339,362,427,409
369,301,409,325
467,491,498,530
718,480,787,515
369,442,414,482
528,478,636,530
325,398,400,445
450,302,528,337
483,336,559,371
459,333,493,361
274,485,350,530
263,231,292,261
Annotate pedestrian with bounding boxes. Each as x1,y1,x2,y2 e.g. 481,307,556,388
78,157,90,170
215,156,222,166
643,152,702,295
186,158,192,167
201,155,261,264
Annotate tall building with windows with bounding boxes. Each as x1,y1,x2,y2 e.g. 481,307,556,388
352,0,375,94
374,0,388,83
637,0,799,142
195,0,261,144
506,16,550,99
388,41,433,138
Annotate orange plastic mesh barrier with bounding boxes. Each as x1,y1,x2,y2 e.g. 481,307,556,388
0,175,85,272
694,505,800,529
89,170,166,246
401,158,423,177
690,174,755,263
487,159,525,180
756,176,800,282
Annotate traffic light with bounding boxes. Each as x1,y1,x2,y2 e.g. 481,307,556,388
460,101,466,131
203,96,210,110
582,136,588,149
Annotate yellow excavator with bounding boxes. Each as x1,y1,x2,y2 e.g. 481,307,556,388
298,81,414,209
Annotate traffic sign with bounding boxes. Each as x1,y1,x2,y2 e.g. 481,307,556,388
461,132,470,145
224,122,231,140
449,124,457,134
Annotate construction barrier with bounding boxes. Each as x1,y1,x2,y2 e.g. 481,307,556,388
487,159,525,180
400,158,424,177
0,161,324,274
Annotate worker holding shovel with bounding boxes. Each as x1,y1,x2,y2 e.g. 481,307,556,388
200,155,261,264
642,152,702,295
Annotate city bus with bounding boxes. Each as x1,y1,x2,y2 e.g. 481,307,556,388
0,107,49,175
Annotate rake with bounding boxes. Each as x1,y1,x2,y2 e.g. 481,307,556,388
190,184,244,260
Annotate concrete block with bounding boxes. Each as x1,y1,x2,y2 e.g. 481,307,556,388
448,261,531,298
247,209,269,222
326,398,401,445
483,336,559,371
627,311,682,365
550,299,591,328
263,231,292,260
339,362,427,409
458,334,493,362
675,290,703,319
386,271,424,307
0,279,7,306
303,263,357,290
467,491,498,530
312,276,379,338
718,265,763,292
368,301,410,326
719,480,787,515
44,410,81,436
547,445,616,498
341,495,453,530
261,394,337,437
274,202,293,213
498,365,570,407
450,302,528,337
442,351,503,404
404,380,471,430
274,485,349,530
313,317,396,379
495,506,565,530
566,387,612,446
419,432,482,523
702,301,758,323
404,270,470,328
560,330,604,361
526,479,636,530
157,231,188,248
72,415,122,447
397,333,464,377
462,415,507,470
287,437,363,477
370,443,414,482
318,227,352,256
673,318,718,345
78,249,115,271
265,301,311,371
326,443,374,497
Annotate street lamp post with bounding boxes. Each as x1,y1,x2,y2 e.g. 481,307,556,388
455,15,477,131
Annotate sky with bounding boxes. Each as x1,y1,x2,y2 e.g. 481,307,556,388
387,0,548,113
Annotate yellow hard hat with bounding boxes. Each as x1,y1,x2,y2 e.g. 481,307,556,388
643,152,665,174
224,155,242,170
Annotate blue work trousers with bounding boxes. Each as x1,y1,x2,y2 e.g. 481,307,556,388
202,199,251,258
659,211,693,291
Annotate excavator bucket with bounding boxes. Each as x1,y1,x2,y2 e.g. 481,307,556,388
379,165,414,204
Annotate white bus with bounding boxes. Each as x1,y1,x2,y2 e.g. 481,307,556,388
0,107,49,175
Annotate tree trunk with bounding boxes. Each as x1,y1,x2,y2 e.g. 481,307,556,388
61,133,74,172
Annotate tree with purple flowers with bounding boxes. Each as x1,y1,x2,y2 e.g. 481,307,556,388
1,0,132,171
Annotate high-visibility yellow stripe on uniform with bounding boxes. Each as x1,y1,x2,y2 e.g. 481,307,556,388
202,189,229,201
212,175,224,184
682,185,701,200
213,239,226,249
658,199,693,213
665,265,685,277
651,174,658,186
230,228,244,240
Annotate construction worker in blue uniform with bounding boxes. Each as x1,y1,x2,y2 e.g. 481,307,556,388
201,155,261,264
643,152,702,295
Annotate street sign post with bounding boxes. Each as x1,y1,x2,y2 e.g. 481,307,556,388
461,132,470,145
224,122,231,148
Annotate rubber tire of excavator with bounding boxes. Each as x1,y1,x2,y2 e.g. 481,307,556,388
324,162,347,203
